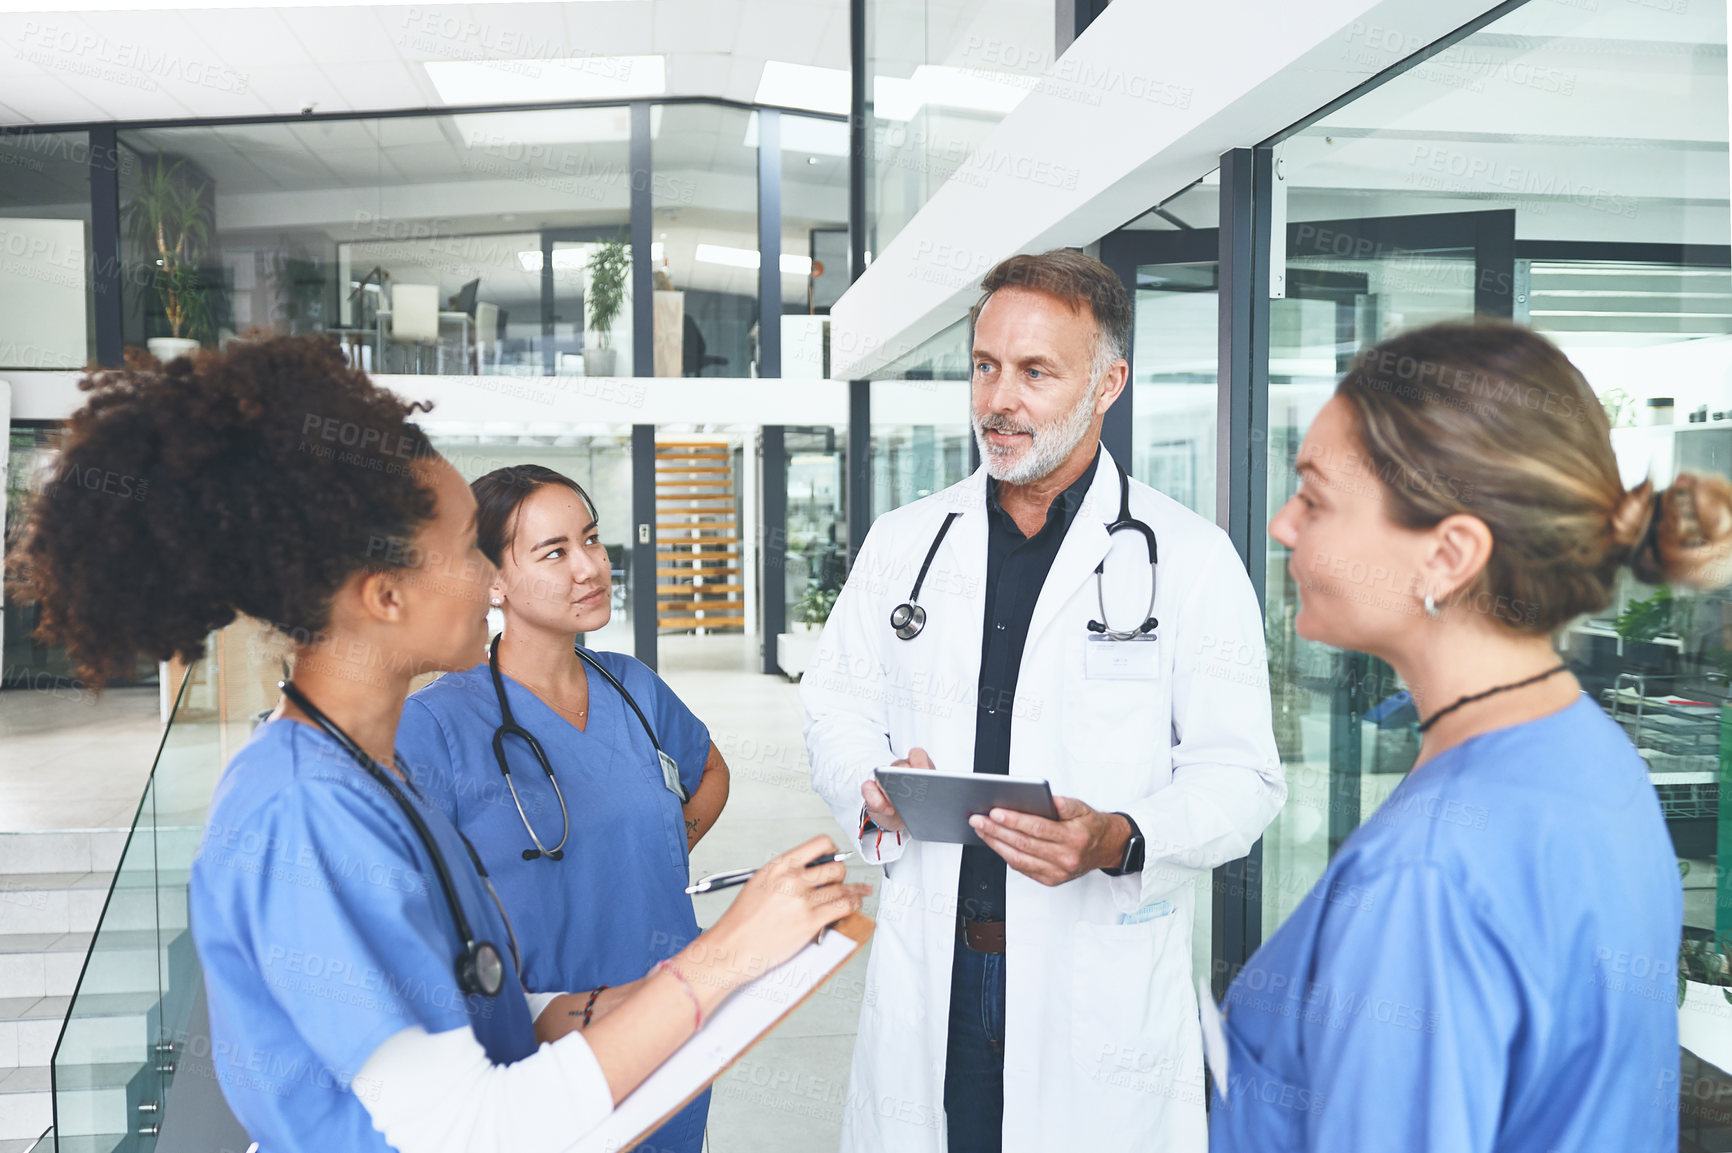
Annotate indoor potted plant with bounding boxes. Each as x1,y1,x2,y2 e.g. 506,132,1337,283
126,157,213,363
583,238,629,376
777,581,838,679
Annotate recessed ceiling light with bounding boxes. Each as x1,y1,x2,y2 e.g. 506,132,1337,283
518,242,662,272
807,156,820,165
695,243,811,276
427,56,665,106
451,106,657,147
754,62,849,116
743,112,848,157
873,65,1029,122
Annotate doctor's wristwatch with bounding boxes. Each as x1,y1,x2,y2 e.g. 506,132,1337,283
1099,812,1146,877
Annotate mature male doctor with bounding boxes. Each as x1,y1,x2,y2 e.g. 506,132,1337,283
803,249,1285,1153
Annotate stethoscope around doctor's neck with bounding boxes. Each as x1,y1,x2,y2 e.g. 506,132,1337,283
890,457,1160,642
486,632,687,863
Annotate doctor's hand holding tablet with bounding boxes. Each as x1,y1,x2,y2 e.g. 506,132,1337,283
865,749,1143,885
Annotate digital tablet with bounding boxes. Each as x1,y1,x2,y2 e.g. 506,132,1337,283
873,768,1060,849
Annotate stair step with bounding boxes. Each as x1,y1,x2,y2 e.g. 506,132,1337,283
0,931,96,1002
0,1065,50,1143
19,1123,57,1153
0,875,114,938
656,551,739,562
656,520,735,530
0,834,128,879
658,584,745,596
659,616,746,630
43,1134,125,1153
654,464,730,474
655,478,733,487
0,997,68,1072
658,602,748,619
657,566,740,577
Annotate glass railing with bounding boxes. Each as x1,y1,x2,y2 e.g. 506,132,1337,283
49,662,226,1153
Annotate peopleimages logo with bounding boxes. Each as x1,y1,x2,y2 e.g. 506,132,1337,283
19,21,250,94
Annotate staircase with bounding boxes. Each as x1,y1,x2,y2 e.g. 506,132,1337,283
655,441,745,634
0,831,126,1151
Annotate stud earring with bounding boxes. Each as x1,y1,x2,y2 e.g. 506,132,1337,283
490,598,502,607
1423,593,1440,619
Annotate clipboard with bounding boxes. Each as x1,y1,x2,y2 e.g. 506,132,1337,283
568,912,874,1153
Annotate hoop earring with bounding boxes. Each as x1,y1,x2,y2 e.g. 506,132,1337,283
1423,593,1440,619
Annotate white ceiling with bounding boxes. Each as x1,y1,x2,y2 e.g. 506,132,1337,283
0,0,848,126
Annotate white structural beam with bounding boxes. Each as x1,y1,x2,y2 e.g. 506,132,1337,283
831,0,1504,380
2,371,965,427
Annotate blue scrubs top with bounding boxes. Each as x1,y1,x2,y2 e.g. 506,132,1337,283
190,720,538,1153
1210,695,1680,1153
396,651,710,1151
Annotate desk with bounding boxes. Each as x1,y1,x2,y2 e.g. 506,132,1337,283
375,309,472,374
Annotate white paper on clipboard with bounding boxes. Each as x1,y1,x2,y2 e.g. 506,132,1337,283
566,916,871,1153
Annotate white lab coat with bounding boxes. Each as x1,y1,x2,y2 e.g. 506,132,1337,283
802,446,1285,1153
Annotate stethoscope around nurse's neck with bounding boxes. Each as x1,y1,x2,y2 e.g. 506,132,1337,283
890,457,1159,642
277,680,520,1000
486,632,687,864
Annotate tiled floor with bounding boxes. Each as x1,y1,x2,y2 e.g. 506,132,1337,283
657,635,870,1153
0,686,161,833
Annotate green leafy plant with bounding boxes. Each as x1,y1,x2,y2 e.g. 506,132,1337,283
585,238,630,350
795,583,839,627
1600,387,1636,429
125,157,213,342
1613,585,1676,643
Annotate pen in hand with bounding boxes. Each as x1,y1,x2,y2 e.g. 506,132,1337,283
686,851,856,895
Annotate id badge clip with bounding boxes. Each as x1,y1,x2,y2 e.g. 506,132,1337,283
658,749,689,802
1084,633,1159,680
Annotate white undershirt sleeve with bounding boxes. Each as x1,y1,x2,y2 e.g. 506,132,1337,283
355,1024,615,1153
524,991,564,1021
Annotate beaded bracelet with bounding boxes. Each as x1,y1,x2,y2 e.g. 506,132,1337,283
581,985,607,1029
654,959,704,1031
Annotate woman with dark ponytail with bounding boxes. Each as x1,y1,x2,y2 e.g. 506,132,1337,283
1209,321,1729,1151
394,463,733,1153
6,337,866,1153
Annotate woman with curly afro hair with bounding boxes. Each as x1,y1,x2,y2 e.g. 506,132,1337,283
6,336,867,1153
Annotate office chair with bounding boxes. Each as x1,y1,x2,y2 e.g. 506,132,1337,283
473,301,498,374
388,284,439,373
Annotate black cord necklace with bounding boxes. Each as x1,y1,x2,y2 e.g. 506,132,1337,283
1416,663,1570,734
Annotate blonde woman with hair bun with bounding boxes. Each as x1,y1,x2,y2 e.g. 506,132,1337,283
1209,320,1728,1152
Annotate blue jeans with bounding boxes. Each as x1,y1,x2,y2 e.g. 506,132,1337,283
943,932,1006,1153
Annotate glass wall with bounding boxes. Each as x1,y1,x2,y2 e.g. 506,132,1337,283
423,426,636,657
1117,176,1224,524
4,425,157,688
872,416,973,513
777,114,851,378
653,104,760,377
118,109,635,374
96,104,842,380
0,130,95,369
1259,0,1732,1134
866,0,1058,259
783,427,849,630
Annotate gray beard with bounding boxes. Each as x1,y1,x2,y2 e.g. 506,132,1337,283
974,380,1099,486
